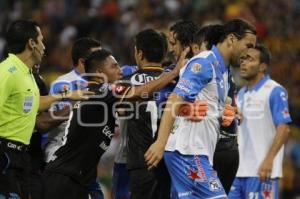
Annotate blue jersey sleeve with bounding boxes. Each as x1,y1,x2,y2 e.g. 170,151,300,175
121,65,138,77
269,86,292,126
173,59,213,102
49,81,72,95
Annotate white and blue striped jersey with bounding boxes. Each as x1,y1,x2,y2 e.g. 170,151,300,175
236,75,292,178
165,46,229,164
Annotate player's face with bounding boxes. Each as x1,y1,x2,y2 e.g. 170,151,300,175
239,48,261,80
168,31,183,61
191,41,208,56
33,27,45,65
231,32,256,68
101,55,122,83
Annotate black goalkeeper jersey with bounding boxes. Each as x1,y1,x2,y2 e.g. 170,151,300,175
45,82,129,186
122,67,164,170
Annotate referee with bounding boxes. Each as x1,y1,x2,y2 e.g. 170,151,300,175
0,20,92,199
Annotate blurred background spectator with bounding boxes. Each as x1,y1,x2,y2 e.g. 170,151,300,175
0,0,299,198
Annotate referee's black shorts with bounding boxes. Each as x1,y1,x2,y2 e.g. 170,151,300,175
43,171,89,199
0,138,30,199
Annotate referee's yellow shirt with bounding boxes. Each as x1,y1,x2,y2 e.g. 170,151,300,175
0,54,39,145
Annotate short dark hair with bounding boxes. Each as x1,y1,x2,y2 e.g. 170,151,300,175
193,24,224,50
6,20,39,54
71,37,101,66
135,29,167,63
170,20,200,47
254,43,271,65
219,19,256,42
84,49,112,75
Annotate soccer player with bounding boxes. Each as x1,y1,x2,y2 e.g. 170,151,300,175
43,47,188,199
145,19,257,198
44,37,104,199
191,24,240,194
228,45,292,199
121,29,170,199
0,19,92,199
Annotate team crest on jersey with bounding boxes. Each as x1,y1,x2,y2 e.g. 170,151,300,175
191,63,201,73
23,96,33,113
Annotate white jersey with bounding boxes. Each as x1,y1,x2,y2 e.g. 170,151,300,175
45,69,86,162
165,46,229,165
236,76,292,178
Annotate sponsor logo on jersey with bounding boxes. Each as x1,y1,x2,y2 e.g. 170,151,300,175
102,125,114,139
130,73,158,85
176,83,191,94
178,191,192,198
99,141,109,151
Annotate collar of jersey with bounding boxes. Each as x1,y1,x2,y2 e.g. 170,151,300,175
73,68,82,77
8,53,31,74
140,66,164,72
246,75,270,92
87,81,100,86
211,45,227,74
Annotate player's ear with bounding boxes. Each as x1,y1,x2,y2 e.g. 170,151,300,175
28,38,36,50
259,63,267,73
138,49,144,60
227,33,236,47
191,44,200,55
78,58,86,67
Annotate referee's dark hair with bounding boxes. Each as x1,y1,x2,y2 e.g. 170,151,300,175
6,20,39,54
170,20,200,48
71,37,101,66
218,19,256,42
254,43,271,66
84,49,112,75
193,24,224,50
134,29,167,63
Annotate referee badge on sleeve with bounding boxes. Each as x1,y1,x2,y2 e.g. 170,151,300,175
23,96,34,113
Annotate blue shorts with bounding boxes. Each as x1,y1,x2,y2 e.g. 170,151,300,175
228,177,279,199
164,151,227,199
111,163,130,199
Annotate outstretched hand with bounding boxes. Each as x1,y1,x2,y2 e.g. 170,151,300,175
144,141,165,170
173,47,191,74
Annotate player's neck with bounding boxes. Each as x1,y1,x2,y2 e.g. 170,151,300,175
247,73,265,89
216,43,230,67
74,65,85,74
15,51,35,69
